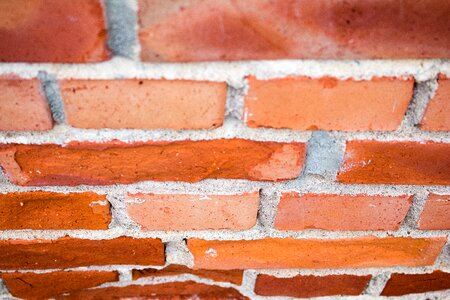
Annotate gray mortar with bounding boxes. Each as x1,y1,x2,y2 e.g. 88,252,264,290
400,191,429,230
165,240,194,267
36,71,65,124
363,272,391,296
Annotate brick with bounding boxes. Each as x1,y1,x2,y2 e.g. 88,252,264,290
275,193,412,231
337,141,450,185
254,274,371,297
126,192,259,230
0,78,53,131
2,271,119,299
418,194,450,230
59,80,227,130
245,76,413,131
0,140,305,186
420,75,450,131
0,237,164,270
381,271,450,296
187,237,446,269
0,0,109,62
132,264,243,285
57,281,248,299
138,0,450,61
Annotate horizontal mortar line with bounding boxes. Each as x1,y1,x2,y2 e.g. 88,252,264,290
0,57,449,81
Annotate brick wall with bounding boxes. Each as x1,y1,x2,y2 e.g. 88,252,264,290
0,0,449,299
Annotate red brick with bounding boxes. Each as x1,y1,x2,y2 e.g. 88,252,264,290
0,78,53,131
2,271,119,299
132,264,243,285
255,274,371,297
245,76,413,131
274,193,412,231
60,80,227,130
420,75,450,131
0,236,164,270
0,192,111,230
187,237,446,270
126,192,259,230
138,0,450,61
337,141,450,185
0,0,109,62
57,281,248,299
381,271,450,296
418,194,450,230
0,139,305,186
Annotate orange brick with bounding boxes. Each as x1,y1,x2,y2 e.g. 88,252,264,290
337,141,450,185
2,271,119,299
420,75,450,131
0,140,305,186
255,274,371,297
0,0,109,62
245,76,413,131
132,264,243,285
59,80,227,130
0,192,111,230
0,78,53,131
138,0,450,61
274,193,412,231
0,237,164,270
418,194,450,230
126,192,259,230
381,271,450,296
187,237,446,269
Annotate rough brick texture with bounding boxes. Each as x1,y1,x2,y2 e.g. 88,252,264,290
0,77,53,131
420,75,450,131
2,271,119,299
0,192,111,230
418,193,450,230
381,271,450,296
126,192,259,230
245,76,413,131
188,237,446,269
274,193,412,231
0,140,306,186
254,274,371,297
0,0,109,62
138,0,450,61
59,80,227,130
0,237,164,269
337,141,450,185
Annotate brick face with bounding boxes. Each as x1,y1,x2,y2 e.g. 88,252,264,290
245,76,413,131
420,75,450,131
0,0,109,62
59,79,227,130
0,192,111,230
0,78,53,131
0,140,306,186
337,141,450,185
126,192,259,230
138,0,450,61
188,237,446,269
274,193,412,231
381,271,450,296
418,194,450,230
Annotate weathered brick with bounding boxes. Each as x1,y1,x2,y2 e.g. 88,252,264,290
0,0,109,62
275,193,412,231
420,75,450,131
138,0,450,61
245,76,413,131
255,274,371,297
0,140,305,186
188,237,446,269
418,194,450,230
57,281,248,299
132,264,243,285
337,141,450,185
126,192,259,230
59,80,227,130
0,78,53,131
381,271,450,296
2,271,119,299
0,237,164,270
0,192,111,230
